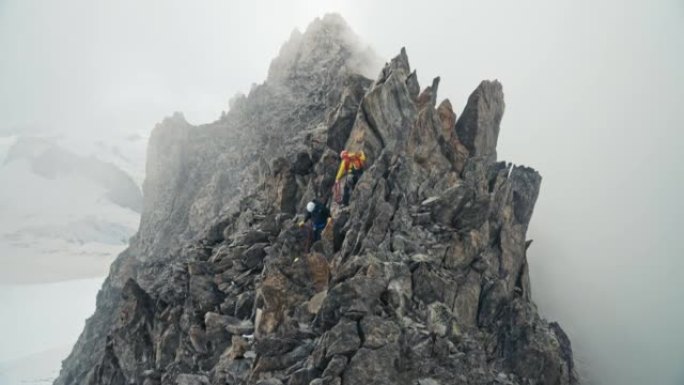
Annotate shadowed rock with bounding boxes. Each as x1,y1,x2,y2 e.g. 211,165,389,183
455,80,505,160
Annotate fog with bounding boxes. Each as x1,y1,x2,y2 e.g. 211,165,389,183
1,1,683,384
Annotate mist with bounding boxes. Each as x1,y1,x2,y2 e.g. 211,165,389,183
1,1,683,384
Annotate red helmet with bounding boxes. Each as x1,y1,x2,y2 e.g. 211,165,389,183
340,150,349,159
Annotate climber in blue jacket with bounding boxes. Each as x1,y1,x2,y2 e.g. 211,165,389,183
299,200,331,243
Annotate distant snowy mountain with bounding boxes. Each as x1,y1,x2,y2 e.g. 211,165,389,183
0,133,146,384
0,136,143,283
0,346,68,385
0,135,17,164
57,130,149,187
4,136,143,212
0,278,104,385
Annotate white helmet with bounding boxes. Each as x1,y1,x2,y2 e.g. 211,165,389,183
306,201,316,212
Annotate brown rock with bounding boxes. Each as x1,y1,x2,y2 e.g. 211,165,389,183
307,252,330,292
228,335,249,359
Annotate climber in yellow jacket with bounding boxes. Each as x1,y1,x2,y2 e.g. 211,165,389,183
334,150,366,206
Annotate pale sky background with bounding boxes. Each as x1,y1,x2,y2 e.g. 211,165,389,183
1,1,683,384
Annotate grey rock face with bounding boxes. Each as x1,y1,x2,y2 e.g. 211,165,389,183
455,80,505,160
55,14,576,385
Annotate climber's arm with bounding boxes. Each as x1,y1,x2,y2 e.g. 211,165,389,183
335,160,347,181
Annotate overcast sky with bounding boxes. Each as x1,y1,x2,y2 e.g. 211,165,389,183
1,1,683,384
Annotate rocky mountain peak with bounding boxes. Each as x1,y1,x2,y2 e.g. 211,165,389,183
266,13,381,90
56,16,577,385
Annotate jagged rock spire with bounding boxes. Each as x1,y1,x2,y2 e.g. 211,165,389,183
267,13,381,90
455,80,505,159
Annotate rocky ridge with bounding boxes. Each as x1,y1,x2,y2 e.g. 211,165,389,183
55,14,577,385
